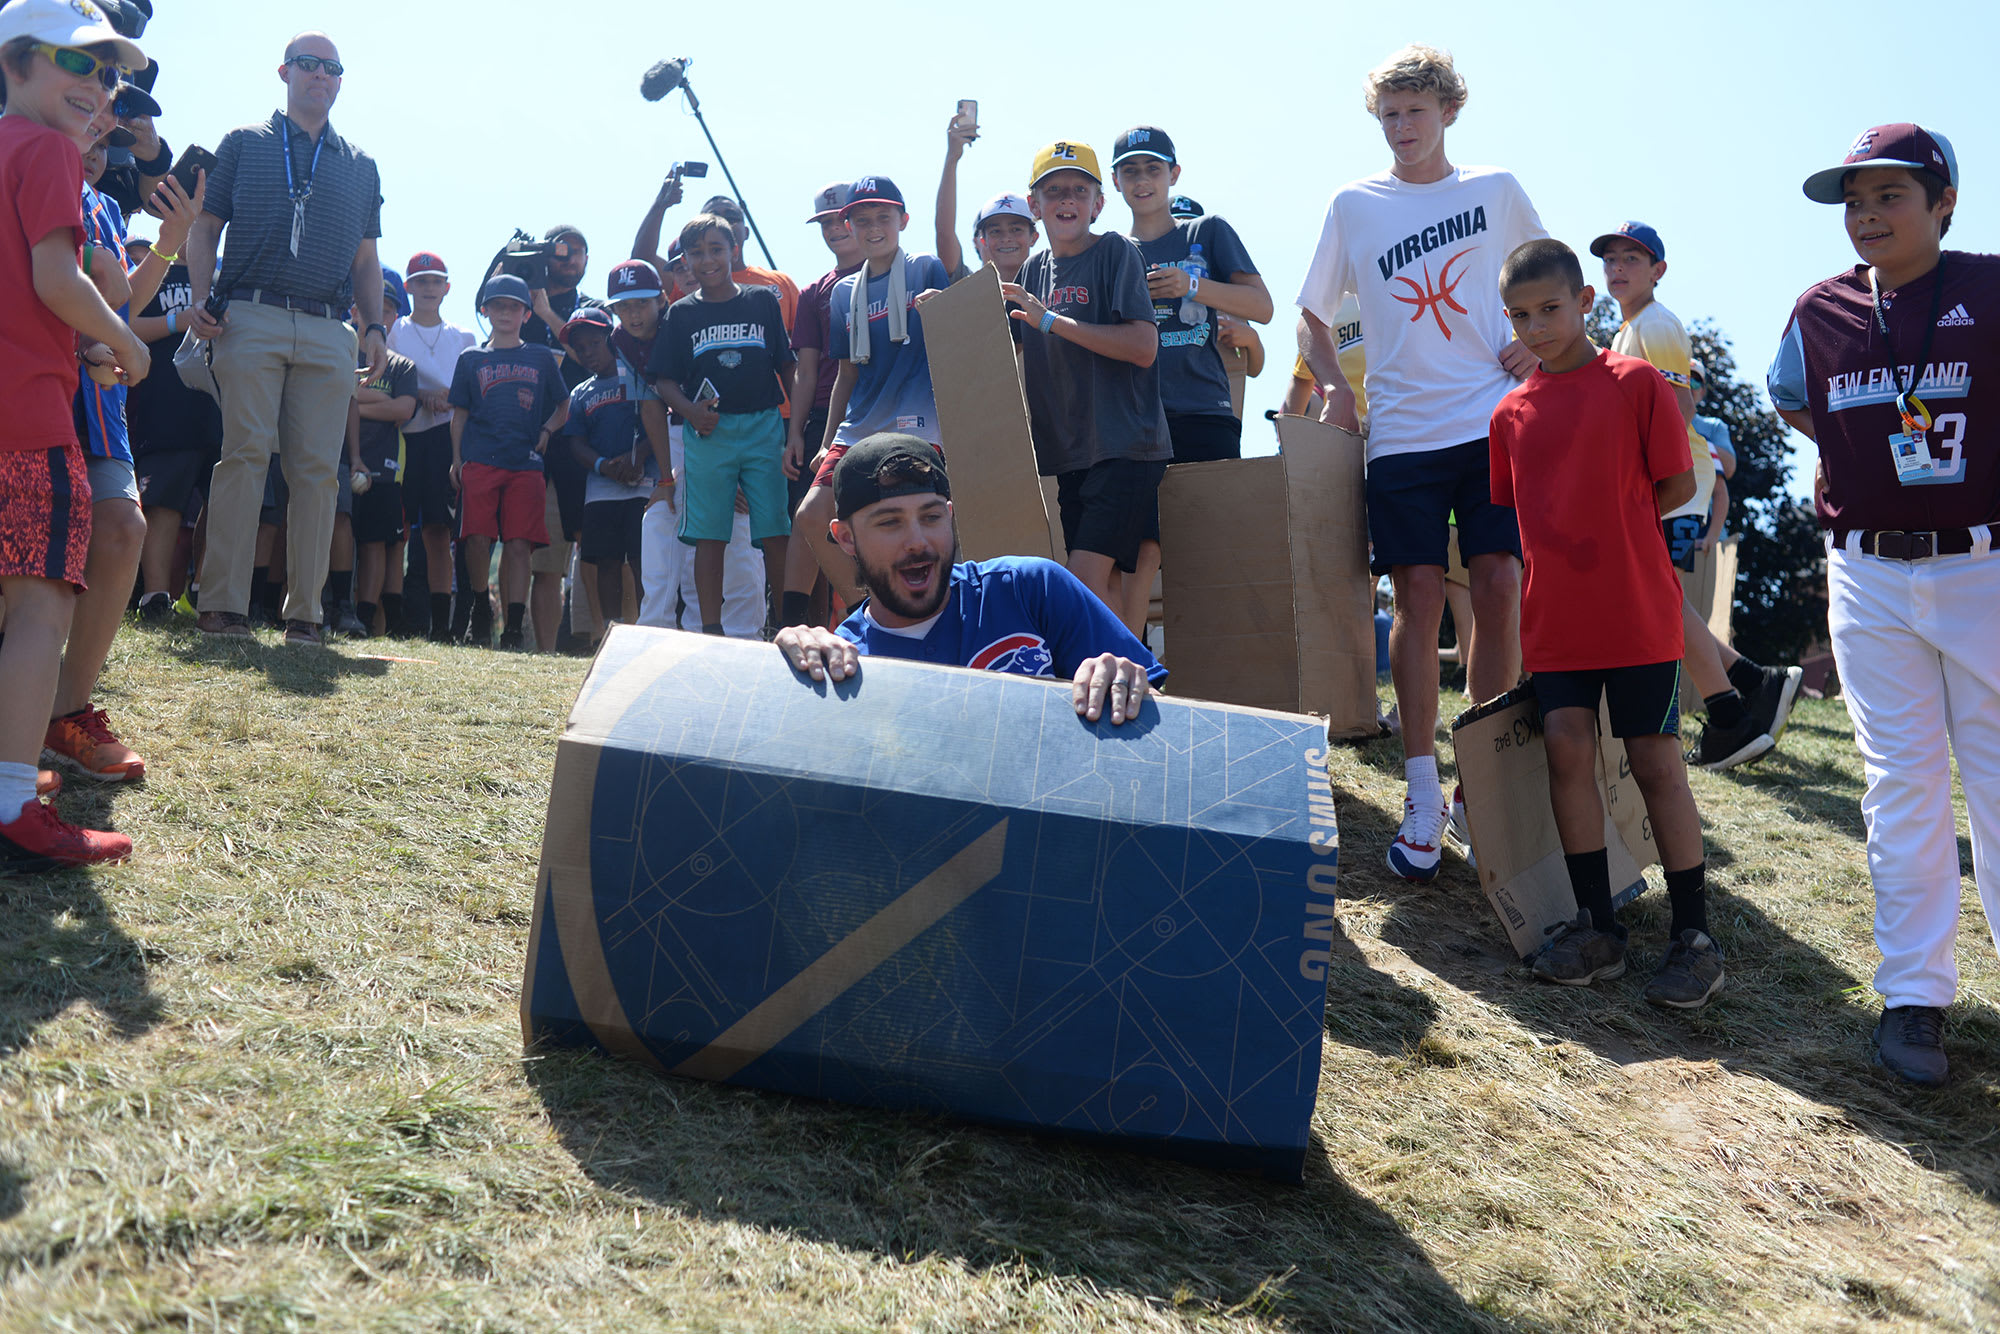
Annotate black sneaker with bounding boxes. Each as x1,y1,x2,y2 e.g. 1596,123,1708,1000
1531,912,1628,986
467,601,494,648
1747,665,1805,746
136,592,174,626
1643,930,1726,1009
329,601,367,638
1873,1005,1948,1087
498,628,524,651
1686,712,1775,772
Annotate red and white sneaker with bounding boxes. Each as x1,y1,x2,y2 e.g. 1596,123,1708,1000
1386,790,1448,882
44,705,146,783
0,798,133,870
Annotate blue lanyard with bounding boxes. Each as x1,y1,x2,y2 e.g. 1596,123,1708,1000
283,123,324,201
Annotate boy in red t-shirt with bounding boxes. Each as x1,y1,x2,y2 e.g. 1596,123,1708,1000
1489,239,1723,1009
0,9,153,867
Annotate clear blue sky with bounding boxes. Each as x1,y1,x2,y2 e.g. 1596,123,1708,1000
137,0,1997,492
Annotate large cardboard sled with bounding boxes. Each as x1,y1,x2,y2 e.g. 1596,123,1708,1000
523,626,1336,1180
920,264,1059,562
1452,689,1660,959
1158,414,1378,739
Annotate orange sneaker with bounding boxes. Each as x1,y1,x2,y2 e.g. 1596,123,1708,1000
44,706,146,783
0,798,133,869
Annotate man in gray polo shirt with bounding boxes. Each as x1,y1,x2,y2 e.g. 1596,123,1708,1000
185,30,387,645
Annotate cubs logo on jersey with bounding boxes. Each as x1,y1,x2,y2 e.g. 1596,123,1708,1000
968,633,1053,677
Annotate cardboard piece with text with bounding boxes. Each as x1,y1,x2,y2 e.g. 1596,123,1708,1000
1452,688,1659,959
522,626,1335,1179
1158,414,1377,738
918,264,1057,562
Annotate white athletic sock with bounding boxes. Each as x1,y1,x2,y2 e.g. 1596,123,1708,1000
0,762,39,823
1403,755,1443,830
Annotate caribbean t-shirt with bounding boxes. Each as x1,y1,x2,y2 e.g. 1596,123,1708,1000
1136,215,1257,418
447,342,567,470
652,285,794,416
1488,350,1690,671
828,252,952,447
1013,233,1172,475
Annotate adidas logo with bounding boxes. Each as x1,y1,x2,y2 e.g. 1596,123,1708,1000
1938,303,1975,327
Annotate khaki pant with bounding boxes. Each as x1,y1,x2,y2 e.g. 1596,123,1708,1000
200,301,357,621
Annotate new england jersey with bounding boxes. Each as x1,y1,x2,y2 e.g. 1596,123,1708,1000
837,556,1169,686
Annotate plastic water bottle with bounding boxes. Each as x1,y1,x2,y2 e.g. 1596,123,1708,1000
1178,243,1208,326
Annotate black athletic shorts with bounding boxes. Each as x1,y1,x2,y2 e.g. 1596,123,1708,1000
1532,660,1683,739
1364,438,1521,576
1055,457,1167,574
352,477,406,546
1663,514,1706,572
545,443,587,541
792,406,828,515
133,449,210,516
1165,412,1242,464
579,497,646,565
402,424,456,529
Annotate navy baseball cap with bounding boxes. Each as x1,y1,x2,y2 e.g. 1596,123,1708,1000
842,175,906,214
559,306,614,345
1169,194,1204,219
480,273,532,307
1589,221,1665,262
380,267,410,318
808,180,853,222
1803,123,1958,204
607,258,663,301
1111,125,1176,168
974,193,1034,229
833,433,950,520
113,81,160,118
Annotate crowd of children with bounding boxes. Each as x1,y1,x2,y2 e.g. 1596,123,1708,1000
2,11,1991,1086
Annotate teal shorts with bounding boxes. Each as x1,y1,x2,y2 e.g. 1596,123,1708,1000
678,407,791,547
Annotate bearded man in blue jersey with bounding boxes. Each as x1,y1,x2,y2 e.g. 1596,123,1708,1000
773,433,1164,725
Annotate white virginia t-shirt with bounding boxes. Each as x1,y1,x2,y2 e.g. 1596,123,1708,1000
1296,165,1547,462
389,316,479,433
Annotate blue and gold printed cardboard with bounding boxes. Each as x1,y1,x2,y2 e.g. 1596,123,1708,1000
522,625,1335,1180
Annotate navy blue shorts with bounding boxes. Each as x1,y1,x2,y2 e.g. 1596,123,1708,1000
1532,660,1683,738
1663,514,1706,572
1364,439,1520,576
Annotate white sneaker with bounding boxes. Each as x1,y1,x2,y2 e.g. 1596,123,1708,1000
1386,789,1448,882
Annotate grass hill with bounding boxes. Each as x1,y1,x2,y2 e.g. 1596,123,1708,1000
2,625,1996,1331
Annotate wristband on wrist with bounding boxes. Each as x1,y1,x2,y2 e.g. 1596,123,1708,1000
1038,308,1057,334
136,141,173,176
82,245,93,276
593,457,606,476
364,323,388,339
167,309,178,333
153,247,179,264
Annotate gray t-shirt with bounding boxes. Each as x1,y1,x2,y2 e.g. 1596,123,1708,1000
1013,233,1171,475
1136,215,1257,418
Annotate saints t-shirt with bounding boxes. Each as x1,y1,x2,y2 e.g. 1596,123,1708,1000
1296,165,1546,461
565,352,660,504
447,342,567,470
652,285,794,416
1136,215,1257,418
128,261,223,459
828,252,952,447
836,556,1168,686
355,350,419,474
1013,233,1172,475
389,316,477,433
1611,299,1714,520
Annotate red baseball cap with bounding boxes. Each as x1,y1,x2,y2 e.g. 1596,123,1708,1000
1803,124,1959,204
406,251,449,280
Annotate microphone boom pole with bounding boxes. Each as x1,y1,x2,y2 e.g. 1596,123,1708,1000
677,77,776,270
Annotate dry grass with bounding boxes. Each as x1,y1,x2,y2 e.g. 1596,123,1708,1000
2,624,1996,1332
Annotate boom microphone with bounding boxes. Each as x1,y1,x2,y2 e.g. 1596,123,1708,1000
640,58,689,102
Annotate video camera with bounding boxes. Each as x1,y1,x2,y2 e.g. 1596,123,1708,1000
496,229,555,291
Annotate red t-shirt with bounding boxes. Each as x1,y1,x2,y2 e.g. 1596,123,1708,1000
0,117,86,453
1489,349,1691,671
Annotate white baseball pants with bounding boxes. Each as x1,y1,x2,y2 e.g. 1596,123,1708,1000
635,423,765,638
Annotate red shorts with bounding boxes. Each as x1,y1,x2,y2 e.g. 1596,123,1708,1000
812,437,946,490
459,462,549,546
0,446,93,588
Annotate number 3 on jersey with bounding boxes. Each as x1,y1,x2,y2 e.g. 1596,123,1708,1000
1907,412,1967,485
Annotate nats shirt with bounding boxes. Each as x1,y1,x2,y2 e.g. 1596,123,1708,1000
1490,351,1691,671
1769,250,2000,532
837,556,1168,686
1296,166,1546,461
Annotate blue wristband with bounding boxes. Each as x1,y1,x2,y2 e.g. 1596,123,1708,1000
1038,308,1057,334
593,456,605,476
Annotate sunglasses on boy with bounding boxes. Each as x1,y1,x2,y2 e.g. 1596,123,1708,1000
32,44,124,91
285,54,345,78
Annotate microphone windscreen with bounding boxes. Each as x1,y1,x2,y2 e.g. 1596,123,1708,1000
640,60,682,102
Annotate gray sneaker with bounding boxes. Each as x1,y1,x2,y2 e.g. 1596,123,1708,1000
1873,1005,1948,1087
1644,930,1726,1009
1531,912,1628,986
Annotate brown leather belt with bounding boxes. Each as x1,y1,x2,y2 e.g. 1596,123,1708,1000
230,287,339,319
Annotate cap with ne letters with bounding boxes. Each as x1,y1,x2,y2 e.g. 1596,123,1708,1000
1802,123,1958,203
833,433,951,520
1030,140,1102,187
808,181,854,222
1588,220,1666,262
607,258,663,301
1111,125,1177,168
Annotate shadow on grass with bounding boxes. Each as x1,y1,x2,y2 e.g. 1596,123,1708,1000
159,625,392,698
1732,746,1974,878
527,1052,1518,1333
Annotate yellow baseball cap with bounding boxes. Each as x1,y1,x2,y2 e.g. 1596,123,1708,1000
1029,140,1102,188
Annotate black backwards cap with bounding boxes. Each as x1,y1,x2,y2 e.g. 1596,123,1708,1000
833,433,950,520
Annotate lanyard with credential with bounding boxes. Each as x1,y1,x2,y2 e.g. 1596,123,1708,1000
283,126,324,259
1869,257,1945,434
